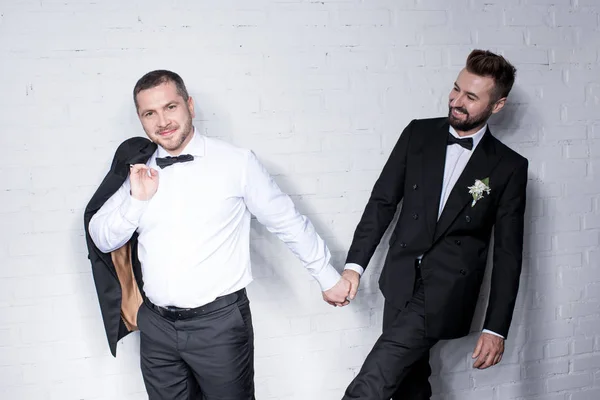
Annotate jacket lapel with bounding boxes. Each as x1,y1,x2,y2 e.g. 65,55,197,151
421,120,450,240
433,128,501,242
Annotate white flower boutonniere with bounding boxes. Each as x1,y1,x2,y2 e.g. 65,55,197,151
468,178,491,207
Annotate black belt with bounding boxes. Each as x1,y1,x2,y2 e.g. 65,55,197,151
145,288,246,321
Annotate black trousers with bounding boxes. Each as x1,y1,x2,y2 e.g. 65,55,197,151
343,265,438,400
137,289,255,400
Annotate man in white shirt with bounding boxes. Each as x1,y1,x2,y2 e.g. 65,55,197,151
340,50,528,399
86,70,351,400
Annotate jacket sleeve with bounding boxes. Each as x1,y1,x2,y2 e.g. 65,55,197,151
345,120,414,270
483,158,528,338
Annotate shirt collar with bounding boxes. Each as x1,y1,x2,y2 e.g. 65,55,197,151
449,124,487,151
156,127,205,158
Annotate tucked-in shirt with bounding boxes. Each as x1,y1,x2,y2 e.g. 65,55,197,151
89,130,340,308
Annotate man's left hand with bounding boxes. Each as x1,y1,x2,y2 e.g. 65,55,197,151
472,332,504,369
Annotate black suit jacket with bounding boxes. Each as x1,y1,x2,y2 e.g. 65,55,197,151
83,137,157,356
346,117,528,339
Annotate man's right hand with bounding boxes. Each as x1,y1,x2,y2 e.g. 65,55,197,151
322,276,351,307
341,269,360,300
129,164,159,201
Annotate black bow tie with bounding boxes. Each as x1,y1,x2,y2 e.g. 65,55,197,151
447,133,473,150
155,154,194,169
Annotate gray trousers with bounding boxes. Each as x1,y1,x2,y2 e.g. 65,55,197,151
137,290,255,400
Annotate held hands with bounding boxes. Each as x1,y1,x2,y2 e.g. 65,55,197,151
472,332,504,369
322,269,361,307
129,164,159,201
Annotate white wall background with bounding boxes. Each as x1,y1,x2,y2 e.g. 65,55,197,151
1,0,599,399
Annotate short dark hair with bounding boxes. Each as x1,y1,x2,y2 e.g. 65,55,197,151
466,49,516,101
133,70,189,110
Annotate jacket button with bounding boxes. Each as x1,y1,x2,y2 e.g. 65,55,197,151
455,240,461,245
460,269,467,275
465,216,471,223
400,242,407,248
412,213,419,220
413,184,418,190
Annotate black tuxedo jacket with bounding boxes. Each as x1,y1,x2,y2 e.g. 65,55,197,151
84,137,157,356
346,117,528,339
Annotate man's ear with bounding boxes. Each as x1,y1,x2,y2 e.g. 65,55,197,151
491,97,507,114
187,97,195,118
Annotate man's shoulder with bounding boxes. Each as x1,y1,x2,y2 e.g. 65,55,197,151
403,117,447,139
412,117,448,126
488,133,528,167
203,136,252,162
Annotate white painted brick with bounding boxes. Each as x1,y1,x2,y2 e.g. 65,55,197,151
573,337,595,355
394,10,448,28
357,26,420,47
573,355,600,372
525,0,571,4
524,233,552,253
464,5,506,28
476,28,526,46
555,9,599,28
551,47,598,64
503,48,550,65
525,358,569,379
527,27,578,46
564,103,600,123
561,268,600,290
420,27,472,45
555,231,598,251
532,216,580,234
430,371,471,393
268,7,330,27
583,214,600,230
506,7,552,27
471,364,521,387
496,379,546,399
433,387,495,400
336,8,391,26
566,144,590,159
547,196,593,215
321,133,381,152
578,318,600,336
571,389,600,400
544,160,588,179
547,373,593,392
523,341,546,362
529,321,575,341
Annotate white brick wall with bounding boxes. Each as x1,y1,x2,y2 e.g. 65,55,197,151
0,0,599,399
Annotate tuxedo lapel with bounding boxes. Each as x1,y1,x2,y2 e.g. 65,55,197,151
433,129,501,242
421,120,450,240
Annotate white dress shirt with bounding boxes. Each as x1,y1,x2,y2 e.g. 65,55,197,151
89,130,341,308
344,124,503,338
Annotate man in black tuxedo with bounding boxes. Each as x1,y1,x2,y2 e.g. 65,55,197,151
340,50,528,399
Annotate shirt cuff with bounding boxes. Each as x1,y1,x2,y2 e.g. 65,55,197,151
482,329,504,339
344,263,364,276
313,263,341,292
119,195,149,225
